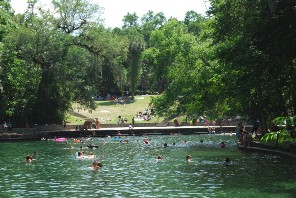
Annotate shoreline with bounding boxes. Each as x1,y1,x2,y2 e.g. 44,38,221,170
238,143,296,158
0,125,245,142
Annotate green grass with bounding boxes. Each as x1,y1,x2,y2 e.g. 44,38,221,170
65,114,85,125
66,95,164,125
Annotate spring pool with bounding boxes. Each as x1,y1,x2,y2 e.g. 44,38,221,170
0,134,295,197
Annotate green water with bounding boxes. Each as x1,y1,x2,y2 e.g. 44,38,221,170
0,134,295,198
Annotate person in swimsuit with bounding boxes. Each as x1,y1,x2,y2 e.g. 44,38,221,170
92,161,102,170
25,155,33,163
186,155,192,162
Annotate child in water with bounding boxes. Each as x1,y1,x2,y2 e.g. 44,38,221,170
92,161,102,171
186,155,192,162
225,157,231,165
89,152,95,159
25,155,33,163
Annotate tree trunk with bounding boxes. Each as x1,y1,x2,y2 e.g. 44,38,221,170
260,113,268,135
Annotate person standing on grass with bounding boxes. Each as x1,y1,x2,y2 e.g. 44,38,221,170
132,117,135,127
62,120,66,129
95,118,100,129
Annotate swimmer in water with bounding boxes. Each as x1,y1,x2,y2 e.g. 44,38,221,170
77,151,84,158
143,138,149,144
25,155,33,163
157,155,163,160
93,161,102,170
225,157,231,165
186,155,192,162
89,152,95,159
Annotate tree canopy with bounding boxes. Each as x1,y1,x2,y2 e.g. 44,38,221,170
0,0,295,132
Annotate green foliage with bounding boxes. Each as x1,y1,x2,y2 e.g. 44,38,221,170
125,28,145,98
122,12,139,29
52,0,103,34
0,0,15,41
143,17,224,119
261,116,296,145
1,0,295,130
140,11,167,44
207,0,296,133
184,10,204,35
75,25,129,96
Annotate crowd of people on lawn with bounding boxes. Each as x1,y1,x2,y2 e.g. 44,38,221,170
117,106,155,125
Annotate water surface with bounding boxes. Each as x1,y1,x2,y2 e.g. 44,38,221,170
0,134,295,197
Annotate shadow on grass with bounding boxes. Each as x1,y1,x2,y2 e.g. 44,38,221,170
97,100,135,107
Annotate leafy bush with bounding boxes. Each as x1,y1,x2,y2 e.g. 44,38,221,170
261,116,296,147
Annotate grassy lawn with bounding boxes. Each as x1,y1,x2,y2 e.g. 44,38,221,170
66,95,164,125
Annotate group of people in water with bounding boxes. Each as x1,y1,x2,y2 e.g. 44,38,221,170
157,154,231,164
26,135,232,170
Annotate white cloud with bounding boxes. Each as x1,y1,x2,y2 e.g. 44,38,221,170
11,0,209,28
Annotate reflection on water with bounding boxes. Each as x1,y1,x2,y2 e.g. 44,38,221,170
0,134,296,197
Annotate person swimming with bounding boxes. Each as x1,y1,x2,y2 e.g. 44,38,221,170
89,152,95,159
77,151,84,158
157,155,163,160
92,161,102,170
143,138,149,144
186,155,192,162
225,157,231,165
87,144,98,150
220,142,226,148
25,155,33,163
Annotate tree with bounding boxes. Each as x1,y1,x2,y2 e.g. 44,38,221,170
52,0,103,34
122,12,139,29
0,0,14,41
184,10,205,35
122,13,145,98
5,16,73,123
75,25,129,96
208,0,296,134
0,0,39,125
261,116,296,148
142,19,193,93
1,0,109,125
126,28,145,98
143,19,210,117
139,11,167,94
140,11,167,44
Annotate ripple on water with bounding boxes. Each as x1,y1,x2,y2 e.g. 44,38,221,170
1,135,296,197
